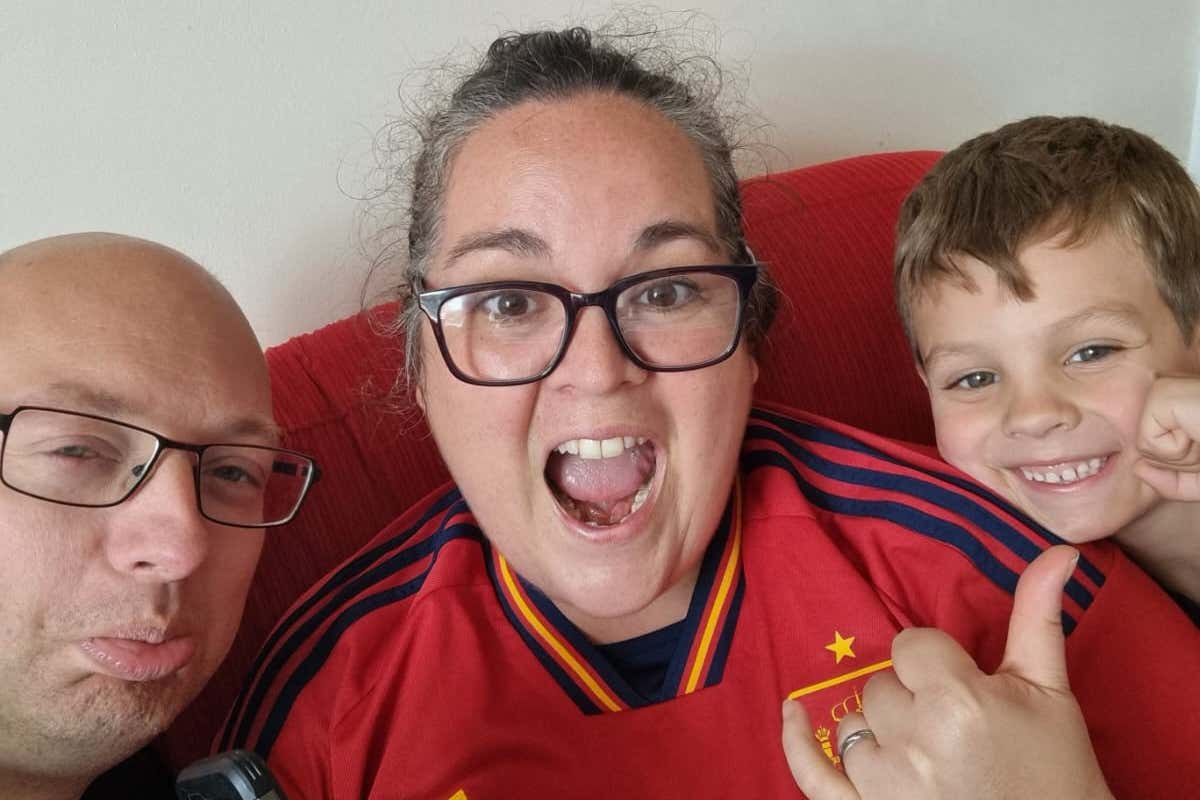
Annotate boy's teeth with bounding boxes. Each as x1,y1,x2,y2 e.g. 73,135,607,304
1019,456,1107,485
556,436,647,460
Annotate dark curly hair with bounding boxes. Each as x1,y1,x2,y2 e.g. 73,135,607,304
376,24,777,387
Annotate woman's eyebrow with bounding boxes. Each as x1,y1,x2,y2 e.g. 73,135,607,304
634,220,723,254
443,219,721,270
445,228,550,268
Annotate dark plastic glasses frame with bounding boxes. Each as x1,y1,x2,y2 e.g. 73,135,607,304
415,264,761,387
0,406,322,528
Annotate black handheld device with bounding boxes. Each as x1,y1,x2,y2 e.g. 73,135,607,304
174,749,288,800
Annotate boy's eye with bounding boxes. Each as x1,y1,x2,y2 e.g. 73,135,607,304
1067,345,1118,364
948,371,996,391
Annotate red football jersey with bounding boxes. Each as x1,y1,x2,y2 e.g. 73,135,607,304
220,404,1200,799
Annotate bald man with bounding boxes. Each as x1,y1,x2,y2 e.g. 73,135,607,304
0,234,318,799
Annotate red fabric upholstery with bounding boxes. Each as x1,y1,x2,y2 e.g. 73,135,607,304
159,149,942,766
742,151,940,443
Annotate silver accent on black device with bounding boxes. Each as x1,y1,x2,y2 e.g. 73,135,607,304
174,749,288,800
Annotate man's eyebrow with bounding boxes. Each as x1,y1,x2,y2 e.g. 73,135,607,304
30,381,281,443
225,416,283,444
37,382,135,416
634,220,723,256
444,228,550,268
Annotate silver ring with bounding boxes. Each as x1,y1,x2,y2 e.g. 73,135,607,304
838,728,876,760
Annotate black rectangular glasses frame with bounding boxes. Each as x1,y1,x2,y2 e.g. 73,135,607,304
415,264,761,387
0,406,321,528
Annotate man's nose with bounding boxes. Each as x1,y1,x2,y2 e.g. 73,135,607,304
103,450,209,582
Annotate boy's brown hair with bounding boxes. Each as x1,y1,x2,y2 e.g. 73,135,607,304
894,115,1200,353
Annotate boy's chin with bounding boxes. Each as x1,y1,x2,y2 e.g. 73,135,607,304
1018,501,1127,544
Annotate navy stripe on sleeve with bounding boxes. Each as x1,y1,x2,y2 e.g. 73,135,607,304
741,448,1079,634
249,521,484,758
750,407,1106,587
222,486,467,752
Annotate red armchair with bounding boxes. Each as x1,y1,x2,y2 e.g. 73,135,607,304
159,149,942,766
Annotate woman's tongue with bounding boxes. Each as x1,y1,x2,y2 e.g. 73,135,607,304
546,444,655,526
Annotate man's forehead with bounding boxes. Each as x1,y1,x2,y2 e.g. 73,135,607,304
0,234,227,322
0,234,276,439
0,232,187,269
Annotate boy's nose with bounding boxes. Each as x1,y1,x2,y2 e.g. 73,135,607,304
1001,381,1081,438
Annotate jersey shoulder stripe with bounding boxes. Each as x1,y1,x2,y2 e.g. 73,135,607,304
221,484,479,756
744,405,1105,632
751,405,1104,587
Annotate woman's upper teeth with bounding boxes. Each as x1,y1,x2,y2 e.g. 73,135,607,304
555,436,648,459
1019,457,1107,484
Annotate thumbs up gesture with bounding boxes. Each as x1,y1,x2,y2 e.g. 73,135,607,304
1134,376,1200,500
781,546,1114,800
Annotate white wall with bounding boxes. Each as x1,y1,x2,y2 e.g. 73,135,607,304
3,1,1197,346
1190,60,1200,178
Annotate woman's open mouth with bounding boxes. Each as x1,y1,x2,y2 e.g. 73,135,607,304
544,436,657,526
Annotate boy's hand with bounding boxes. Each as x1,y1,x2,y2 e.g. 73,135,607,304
1135,375,1200,500
781,547,1113,800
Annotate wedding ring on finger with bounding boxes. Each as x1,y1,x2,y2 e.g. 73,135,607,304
838,728,876,760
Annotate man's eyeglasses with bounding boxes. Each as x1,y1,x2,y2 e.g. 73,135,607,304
415,264,760,386
0,407,321,528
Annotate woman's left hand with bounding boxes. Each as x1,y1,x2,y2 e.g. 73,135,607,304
781,546,1114,800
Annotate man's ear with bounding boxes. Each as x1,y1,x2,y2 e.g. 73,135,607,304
414,383,426,413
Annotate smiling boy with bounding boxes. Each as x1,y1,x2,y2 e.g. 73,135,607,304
895,115,1200,612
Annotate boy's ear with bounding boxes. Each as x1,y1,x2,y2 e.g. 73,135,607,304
914,360,930,389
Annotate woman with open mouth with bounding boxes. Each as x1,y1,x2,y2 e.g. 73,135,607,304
223,22,1200,800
